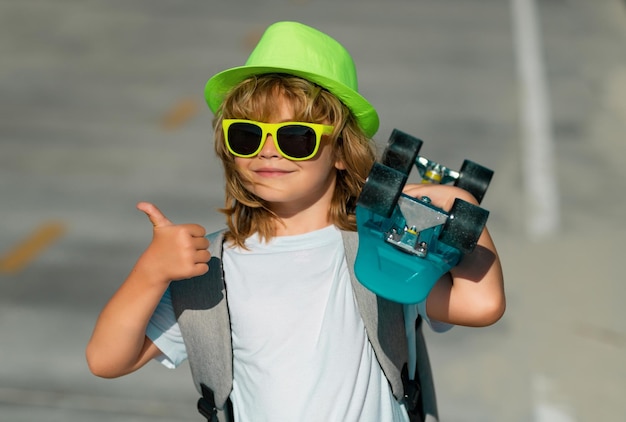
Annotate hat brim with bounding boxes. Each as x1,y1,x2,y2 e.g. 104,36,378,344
205,65,379,138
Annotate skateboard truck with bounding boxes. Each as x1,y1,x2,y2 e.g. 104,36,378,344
354,129,494,304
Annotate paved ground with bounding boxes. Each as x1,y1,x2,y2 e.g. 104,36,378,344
1,0,625,421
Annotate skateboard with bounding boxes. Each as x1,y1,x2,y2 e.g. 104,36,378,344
354,129,494,304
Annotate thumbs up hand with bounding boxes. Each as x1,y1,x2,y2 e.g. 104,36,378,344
135,202,211,283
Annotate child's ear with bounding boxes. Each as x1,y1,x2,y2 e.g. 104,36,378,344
334,158,346,170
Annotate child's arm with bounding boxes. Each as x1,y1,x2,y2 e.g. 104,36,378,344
403,184,505,327
86,202,211,378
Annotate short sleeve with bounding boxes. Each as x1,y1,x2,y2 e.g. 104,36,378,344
416,300,453,333
146,287,188,368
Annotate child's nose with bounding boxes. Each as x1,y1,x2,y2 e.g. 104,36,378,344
258,134,280,158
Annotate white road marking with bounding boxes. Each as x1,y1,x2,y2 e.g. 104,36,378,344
511,0,560,238
532,374,576,422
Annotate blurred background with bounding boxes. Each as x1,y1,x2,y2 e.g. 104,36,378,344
1,0,625,421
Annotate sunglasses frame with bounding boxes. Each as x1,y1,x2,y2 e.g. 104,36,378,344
222,119,334,161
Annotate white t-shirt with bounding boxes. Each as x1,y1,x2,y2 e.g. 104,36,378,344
147,226,444,421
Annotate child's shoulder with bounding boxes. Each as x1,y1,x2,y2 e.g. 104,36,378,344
206,227,227,239
206,228,228,254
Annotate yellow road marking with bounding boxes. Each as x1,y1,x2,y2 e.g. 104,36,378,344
0,221,66,274
161,98,199,130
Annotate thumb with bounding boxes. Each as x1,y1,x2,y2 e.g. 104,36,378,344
136,202,173,227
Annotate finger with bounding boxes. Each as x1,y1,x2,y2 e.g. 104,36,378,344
179,223,207,238
402,183,437,201
402,183,427,196
136,202,174,228
193,262,209,276
191,236,210,251
194,249,212,264
402,184,474,211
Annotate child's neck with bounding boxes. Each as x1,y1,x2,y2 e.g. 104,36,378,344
271,205,333,237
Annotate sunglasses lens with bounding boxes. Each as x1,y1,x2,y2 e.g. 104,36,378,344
228,123,263,156
277,125,317,159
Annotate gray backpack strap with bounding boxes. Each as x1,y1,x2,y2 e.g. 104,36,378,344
414,318,439,422
340,230,408,400
170,230,233,412
342,230,439,422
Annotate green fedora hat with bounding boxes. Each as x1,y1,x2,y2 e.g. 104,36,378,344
205,21,379,137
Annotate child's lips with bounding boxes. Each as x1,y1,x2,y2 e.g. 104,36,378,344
253,167,293,177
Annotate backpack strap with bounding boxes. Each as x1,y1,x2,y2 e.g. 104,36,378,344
341,230,409,400
170,230,234,413
197,383,234,422
413,316,439,422
343,230,439,422
403,316,440,422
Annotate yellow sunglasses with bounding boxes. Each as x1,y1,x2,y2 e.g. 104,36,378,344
222,119,334,161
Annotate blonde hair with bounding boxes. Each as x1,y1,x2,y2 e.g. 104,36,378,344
213,74,376,247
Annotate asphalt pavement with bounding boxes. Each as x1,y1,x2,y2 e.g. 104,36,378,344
1,0,625,421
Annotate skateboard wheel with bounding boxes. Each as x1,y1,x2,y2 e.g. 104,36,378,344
439,198,489,254
358,163,407,218
454,160,493,204
381,129,423,175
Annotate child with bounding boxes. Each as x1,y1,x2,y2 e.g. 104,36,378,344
86,21,505,422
